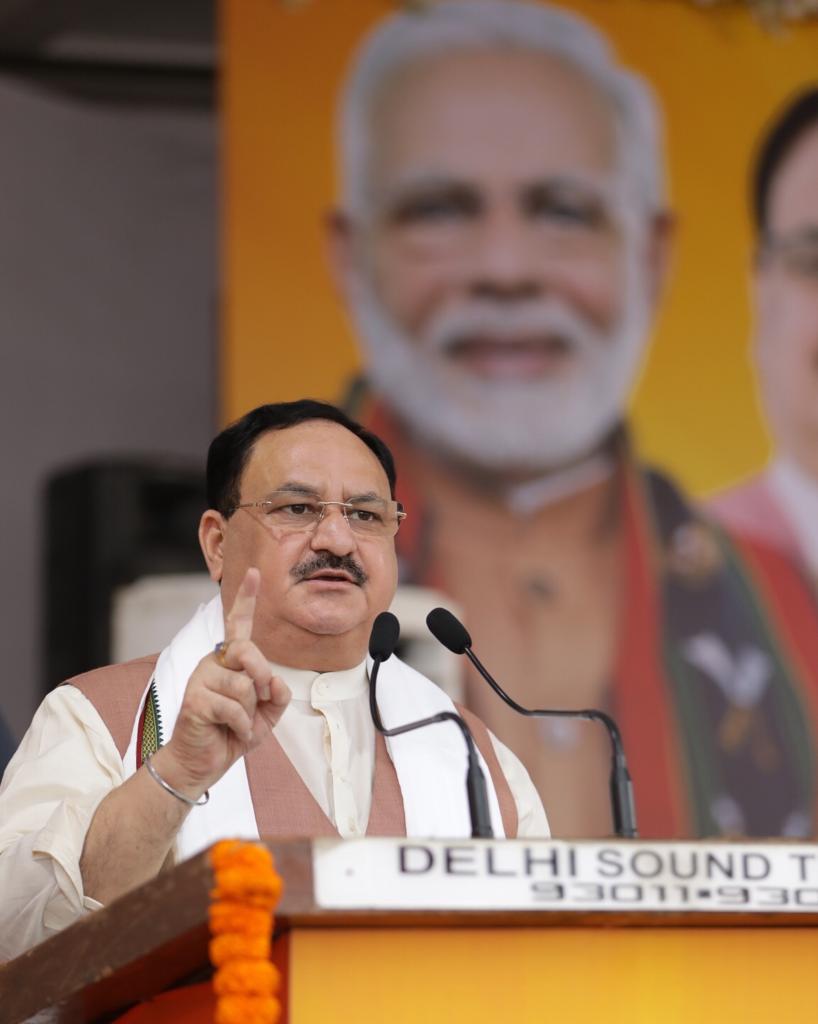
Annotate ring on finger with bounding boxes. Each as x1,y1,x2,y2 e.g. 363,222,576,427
214,641,230,669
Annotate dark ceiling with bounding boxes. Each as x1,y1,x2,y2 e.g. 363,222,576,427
0,0,214,66
0,0,215,105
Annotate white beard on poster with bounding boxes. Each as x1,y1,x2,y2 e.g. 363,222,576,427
346,244,653,474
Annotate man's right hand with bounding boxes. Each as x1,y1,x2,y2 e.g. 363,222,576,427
81,566,291,905
151,566,291,799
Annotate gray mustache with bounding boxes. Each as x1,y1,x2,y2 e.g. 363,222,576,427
291,553,368,586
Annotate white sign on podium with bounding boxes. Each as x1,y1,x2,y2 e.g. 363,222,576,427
314,838,818,914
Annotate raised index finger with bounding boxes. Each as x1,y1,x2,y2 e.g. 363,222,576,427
224,566,260,645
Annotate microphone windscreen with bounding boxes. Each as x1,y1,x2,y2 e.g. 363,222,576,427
426,607,471,654
369,611,400,662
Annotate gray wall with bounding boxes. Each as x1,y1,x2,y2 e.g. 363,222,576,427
0,73,216,739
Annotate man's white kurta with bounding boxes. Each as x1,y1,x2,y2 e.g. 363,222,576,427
0,662,547,960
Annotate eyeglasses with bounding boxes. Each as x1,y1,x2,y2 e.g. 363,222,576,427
229,491,407,538
760,229,818,280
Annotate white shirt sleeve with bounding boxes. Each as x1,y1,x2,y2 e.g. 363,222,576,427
0,685,124,960
488,732,551,838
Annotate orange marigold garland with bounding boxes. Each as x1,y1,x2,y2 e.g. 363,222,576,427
209,840,283,1024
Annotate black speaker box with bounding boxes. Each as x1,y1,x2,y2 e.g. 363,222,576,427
43,460,207,695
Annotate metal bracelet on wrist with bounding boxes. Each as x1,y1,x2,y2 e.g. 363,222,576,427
144,751,210,807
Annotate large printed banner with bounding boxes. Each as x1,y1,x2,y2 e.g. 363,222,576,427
223,0,818,840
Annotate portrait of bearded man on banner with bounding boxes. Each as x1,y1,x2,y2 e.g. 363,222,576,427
326,0,818,839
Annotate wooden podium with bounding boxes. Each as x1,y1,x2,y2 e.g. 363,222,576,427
2,837,818,1023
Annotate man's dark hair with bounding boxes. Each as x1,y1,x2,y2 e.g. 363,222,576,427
207,399,397,515
753,86,818,234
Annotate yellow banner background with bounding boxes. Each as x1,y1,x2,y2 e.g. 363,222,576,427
222,0,818,497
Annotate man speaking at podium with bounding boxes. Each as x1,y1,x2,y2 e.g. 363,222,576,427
0,400,547,959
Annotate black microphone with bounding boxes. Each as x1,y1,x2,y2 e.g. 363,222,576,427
369,610,400,662
367,611,494,838
426,607,638,839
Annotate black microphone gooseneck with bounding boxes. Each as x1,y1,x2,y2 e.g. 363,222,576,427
368,611,494,838
426,607,638,839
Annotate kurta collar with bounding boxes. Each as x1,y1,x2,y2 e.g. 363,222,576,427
269,660,368,703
